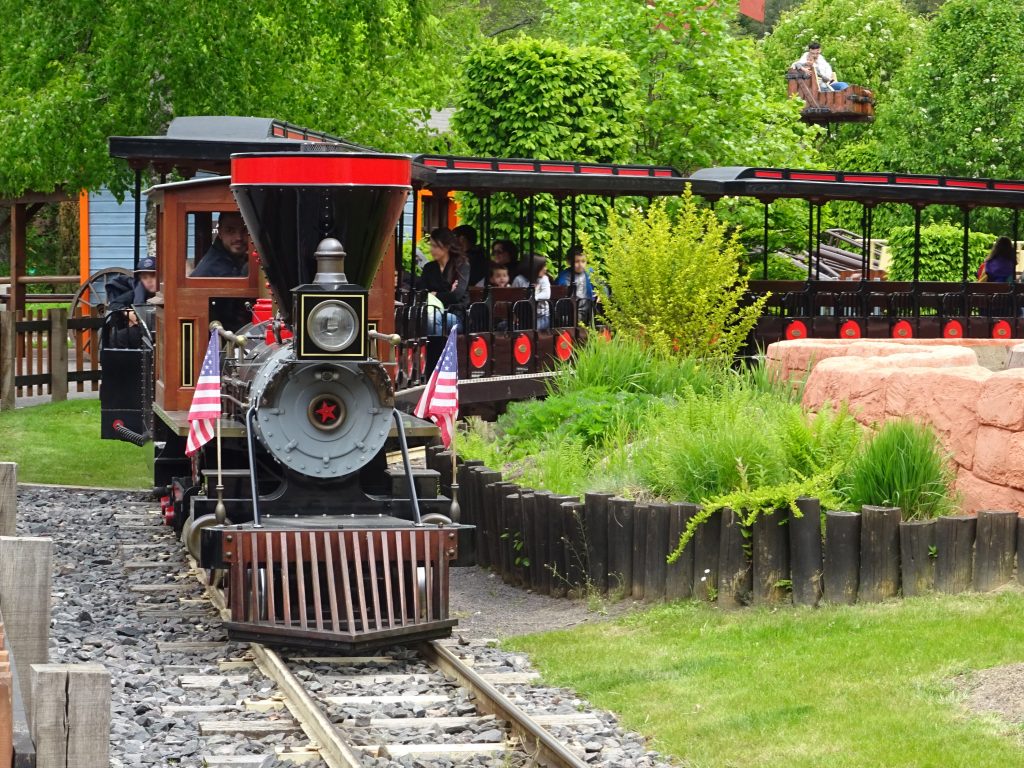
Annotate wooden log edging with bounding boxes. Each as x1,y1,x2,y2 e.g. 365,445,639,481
455,460,1024,607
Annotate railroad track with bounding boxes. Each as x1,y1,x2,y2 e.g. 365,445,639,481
121,504,608,767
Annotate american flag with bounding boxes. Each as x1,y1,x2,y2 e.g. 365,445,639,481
185,330,222,456
414,328,459,448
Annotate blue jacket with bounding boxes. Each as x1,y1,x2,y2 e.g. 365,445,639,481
554,267,597,300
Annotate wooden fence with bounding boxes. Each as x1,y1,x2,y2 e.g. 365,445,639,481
434,450,1024,606
0,310,103,410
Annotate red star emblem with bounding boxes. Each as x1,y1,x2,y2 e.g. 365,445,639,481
315,400,337,424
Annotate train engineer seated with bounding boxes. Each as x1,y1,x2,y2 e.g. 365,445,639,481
191,211,249,277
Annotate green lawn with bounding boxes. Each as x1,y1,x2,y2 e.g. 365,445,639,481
507,593,1024,768
0,400,151,488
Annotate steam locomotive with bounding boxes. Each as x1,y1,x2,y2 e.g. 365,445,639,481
101,141,463,650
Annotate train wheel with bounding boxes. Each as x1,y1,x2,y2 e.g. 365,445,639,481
184,513,219,560
891,319,913,339
943,320,963,339
992,319,1012,339
839,320,861,339
784,320,807,340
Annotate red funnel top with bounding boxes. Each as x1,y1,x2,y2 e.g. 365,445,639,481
231,152,411,324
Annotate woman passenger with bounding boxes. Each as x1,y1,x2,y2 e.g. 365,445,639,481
979,236,1017,283
417,227,469,334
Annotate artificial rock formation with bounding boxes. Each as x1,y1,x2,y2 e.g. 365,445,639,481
767,338,1024,514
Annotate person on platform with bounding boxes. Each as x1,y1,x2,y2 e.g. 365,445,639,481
453,224,489,288
794,41,848,92
191,212,249,277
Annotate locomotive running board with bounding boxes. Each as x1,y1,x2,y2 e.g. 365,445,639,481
209,523,461,651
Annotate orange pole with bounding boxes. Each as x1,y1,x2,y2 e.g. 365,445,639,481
78,190,90,287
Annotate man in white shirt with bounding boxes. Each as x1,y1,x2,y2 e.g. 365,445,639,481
794,41,848,92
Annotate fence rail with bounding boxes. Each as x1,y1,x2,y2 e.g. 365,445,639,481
441,451,1024,606
0,309,103,410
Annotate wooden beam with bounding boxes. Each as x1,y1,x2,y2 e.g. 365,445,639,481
0,465,14,537
8,205,25,313
30,664,109,768
0,538,52,715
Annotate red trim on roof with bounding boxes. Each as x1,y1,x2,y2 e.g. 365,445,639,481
946,179,988,189
994,183,1024,191
231,155,411,186
498,162,535,172
844,175,889,183
539,164,574,173
618,168,649,177
895,176,939,185
791,172,837,181
654,170,674,178
580,167,613,175
452,160,493,170
753,170,784,179
422,158,448,168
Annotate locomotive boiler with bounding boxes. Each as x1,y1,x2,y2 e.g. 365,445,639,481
103,146,464,651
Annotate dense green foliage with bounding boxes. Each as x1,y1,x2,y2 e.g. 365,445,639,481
452,37,638,255
597,193,767,362
542,0,817,172
877,0,1024,179
509,592,1024,768
840,419,958,520
0,0,471,198
460,336,959,530
885,223,995,282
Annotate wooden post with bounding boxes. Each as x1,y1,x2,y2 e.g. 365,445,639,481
48,308,68,403
899,519,936,597
823,510,860,604
935,515,976,594
718,507,751,609
583,493,611,595
607,497,634,597
643,502,670,601
31,664,110,768
1018,517,1024,587
0,464,14,538
631,503,648,600
693,507,721,601
531,491,551,595
665,502,696,600
512,492,531,587
454,461,482,567
752,509,789,605
546,495,569,597
974,510,1017,592
0,314,14,411
475,469,501,569
500,490,519,584
789,496,822,607
858,505,901,602
0,537,53,714
563,500,585,594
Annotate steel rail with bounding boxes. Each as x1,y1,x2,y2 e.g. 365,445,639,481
200,569,364,768
419,639,590,768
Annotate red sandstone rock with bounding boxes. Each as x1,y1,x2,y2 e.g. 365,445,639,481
955,465,1024,515
976,369,1024,430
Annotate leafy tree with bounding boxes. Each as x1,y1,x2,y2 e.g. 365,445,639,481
596,191,768,361
0,0,472,199
451,37,639,255
876,0,1024,180
541,0,818,173
885,223,994,282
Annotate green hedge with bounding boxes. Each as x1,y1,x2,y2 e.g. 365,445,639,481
886,223,996,282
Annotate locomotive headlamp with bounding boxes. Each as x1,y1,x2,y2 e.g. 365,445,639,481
308,300,359,351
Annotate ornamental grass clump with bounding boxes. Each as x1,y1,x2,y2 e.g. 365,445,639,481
596,191,768,363
840,418,958,520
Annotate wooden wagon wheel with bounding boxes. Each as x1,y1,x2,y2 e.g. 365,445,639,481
69,267,133,319
69,267,132,354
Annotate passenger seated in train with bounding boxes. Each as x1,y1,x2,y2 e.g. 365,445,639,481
488,261,511,288
491,239,518,272
453,224,489,288
793,41,848,92
978,236,1017,283
417,227,468,334
555,245,601,324
104,257,160,349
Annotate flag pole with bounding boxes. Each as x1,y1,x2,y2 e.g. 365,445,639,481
214,415,225,525
448,421,460,522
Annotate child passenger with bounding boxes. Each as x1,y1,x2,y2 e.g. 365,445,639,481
488,262,510,288
512,254,551,330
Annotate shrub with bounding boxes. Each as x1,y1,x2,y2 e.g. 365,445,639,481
886,223,996,282
596,191,769,362
840,419,958,520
